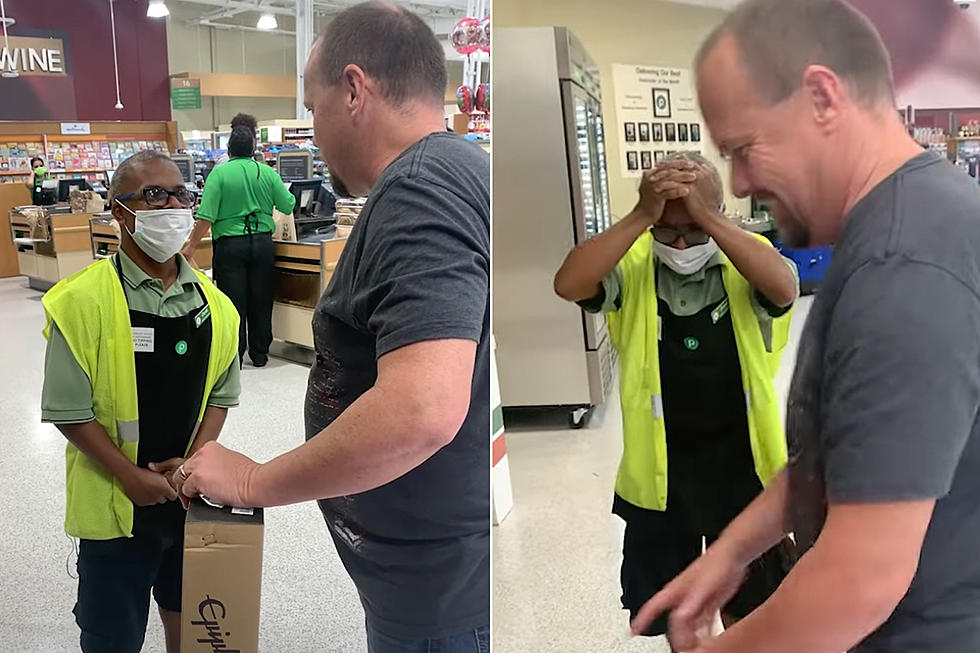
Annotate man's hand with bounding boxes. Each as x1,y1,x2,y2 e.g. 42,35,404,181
180,441,260,508
121,467,179,506
651,159,722,227
180,245,198,265
637,159,698,224
632,542,748,651
149,457,185,492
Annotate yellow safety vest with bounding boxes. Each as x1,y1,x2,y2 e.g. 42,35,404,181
606,232,790,511
42,258,239,540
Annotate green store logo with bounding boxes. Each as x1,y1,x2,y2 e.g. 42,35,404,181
175,340,188,355
684,337,699,351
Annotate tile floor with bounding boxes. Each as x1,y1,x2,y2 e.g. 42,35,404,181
0,269,813,653
0,276,367,652
491,296,813,652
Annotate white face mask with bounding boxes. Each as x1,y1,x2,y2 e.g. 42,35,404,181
116,201,194,263
652,238,719,276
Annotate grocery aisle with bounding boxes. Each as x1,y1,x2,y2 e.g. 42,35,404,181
492,296,812,652
0,276,366,653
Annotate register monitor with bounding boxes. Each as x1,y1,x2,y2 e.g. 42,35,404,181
171,154,195,184
289,179,322,217
277,150,313,182
58,178,92,202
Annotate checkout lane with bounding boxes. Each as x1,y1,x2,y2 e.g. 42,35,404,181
6,150,354,359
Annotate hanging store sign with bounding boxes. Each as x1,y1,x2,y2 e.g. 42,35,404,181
0,36,67,77
60,122,91,135
171,78,202,110
611,64,703,179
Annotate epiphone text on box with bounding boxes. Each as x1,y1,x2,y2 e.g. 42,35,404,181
191,596,241,653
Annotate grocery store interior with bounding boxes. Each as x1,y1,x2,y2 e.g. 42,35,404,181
0,0,489,651
489,0,980,651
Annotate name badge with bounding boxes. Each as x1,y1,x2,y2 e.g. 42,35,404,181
711,298,730,324
195,304,212,329
132,327,154,353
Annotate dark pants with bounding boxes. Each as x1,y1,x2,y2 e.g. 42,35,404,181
366,623,490,653
212,232,275,365
74,519,184,653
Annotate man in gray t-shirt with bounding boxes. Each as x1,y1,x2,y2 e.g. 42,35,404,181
630,2,980,652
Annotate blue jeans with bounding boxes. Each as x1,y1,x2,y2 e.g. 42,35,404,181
366,624,490,653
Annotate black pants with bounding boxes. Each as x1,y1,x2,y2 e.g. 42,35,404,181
213,232,275,365
615,436,797,637
75,514,184,653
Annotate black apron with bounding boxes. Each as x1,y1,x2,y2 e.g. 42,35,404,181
657,293,760,533
113,255,212,534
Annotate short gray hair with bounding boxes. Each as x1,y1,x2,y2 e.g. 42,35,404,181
696,0,894,106
109,150,174,202
664,151,724,208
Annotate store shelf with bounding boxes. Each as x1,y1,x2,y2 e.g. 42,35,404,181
0,170,32,176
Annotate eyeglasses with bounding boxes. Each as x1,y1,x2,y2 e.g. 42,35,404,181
117,186,196,208
652,226,710,246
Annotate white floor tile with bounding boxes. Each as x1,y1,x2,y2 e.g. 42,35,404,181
492,296,813,652
0,276,366,652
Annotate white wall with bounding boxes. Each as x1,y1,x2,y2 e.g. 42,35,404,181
166,2,476,134
496,0,750,219
165,1,298,132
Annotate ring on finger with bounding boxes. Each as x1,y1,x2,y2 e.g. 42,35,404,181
177,464,188,480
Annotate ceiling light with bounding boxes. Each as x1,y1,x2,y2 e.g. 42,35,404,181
147,1,169,18
256,13,277,30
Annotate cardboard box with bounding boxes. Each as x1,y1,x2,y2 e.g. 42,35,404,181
182,499,264,653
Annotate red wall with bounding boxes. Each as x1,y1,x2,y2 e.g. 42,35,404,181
0,0,171,121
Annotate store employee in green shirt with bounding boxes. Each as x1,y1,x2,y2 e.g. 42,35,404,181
554,152,799,637
40,150,240,653
184,125,297,367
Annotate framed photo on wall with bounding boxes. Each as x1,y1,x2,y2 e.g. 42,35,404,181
653,88,671,118
654,151,666,165
626,151,639,170
625,122,637,142
652,123,664,142
641,151,653,169
638,122,650,142
665,123,677,142
678,123,689,142
690,123,701,142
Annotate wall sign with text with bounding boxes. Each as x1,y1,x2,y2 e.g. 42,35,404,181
0,36,66,77
612,64,704,179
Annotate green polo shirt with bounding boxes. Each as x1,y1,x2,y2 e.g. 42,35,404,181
41,250,241,424
196,157,297,239
581,251,799,351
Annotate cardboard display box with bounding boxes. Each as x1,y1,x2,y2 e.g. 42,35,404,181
182,499,265,653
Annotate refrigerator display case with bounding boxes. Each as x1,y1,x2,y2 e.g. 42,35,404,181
493,27,615,428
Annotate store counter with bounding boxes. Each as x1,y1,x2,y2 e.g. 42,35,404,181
9,205,96,291
272,236,347,351
88,213,214,270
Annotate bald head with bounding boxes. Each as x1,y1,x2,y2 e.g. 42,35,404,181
697,0,894,107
